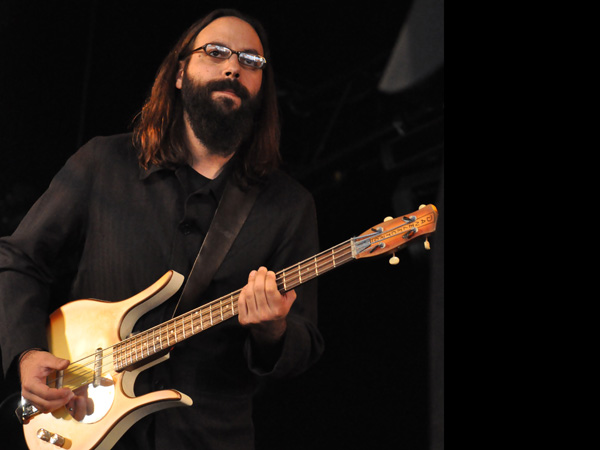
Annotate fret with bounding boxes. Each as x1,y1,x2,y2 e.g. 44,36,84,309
220,299,224,321
332,248,336,267
133,337,138,363
142,337,146,358
223,299,229,318
209,304,213,326
182,316,186,339
114,344,120,371
298,264,302,284
315,256,319,276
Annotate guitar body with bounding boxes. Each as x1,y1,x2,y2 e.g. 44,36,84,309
22,270,193,450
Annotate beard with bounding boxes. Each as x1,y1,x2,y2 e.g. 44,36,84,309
180,75,261,157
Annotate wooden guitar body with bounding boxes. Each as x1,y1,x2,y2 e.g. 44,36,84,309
22,271,192,450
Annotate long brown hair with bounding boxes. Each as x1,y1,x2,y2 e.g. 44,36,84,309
132,9,280,184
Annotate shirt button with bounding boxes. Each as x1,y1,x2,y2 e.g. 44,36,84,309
180,222,193,235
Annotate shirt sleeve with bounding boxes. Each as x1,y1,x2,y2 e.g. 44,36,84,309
243,182,324,379
0,143,94,377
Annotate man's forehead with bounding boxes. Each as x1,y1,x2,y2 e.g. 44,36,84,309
194,16,263,53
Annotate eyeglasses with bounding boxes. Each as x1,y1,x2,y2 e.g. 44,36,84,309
184,43,267,70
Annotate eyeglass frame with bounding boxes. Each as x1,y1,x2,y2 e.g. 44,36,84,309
179,43,267,70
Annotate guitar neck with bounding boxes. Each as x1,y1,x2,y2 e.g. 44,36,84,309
113,239,355,371
113,204,439,372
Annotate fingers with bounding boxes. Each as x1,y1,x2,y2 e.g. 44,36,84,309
66,395,94,421
66,386,94,421
240,267,273,322
239,267,296,325
22,383,73,413
20,350,73,413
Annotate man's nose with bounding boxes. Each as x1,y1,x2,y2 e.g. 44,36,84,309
223,56,241,78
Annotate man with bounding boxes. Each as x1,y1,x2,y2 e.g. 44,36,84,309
0,9,323,449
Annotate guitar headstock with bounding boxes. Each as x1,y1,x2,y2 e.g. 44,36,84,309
353,204,438,261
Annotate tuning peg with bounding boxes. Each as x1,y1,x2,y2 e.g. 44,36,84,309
419,204,427,209
383,216,394,222
389,253,400,265
424,237,431,250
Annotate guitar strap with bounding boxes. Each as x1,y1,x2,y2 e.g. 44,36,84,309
171,178,260,316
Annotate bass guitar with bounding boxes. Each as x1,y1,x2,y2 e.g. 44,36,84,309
15,204,438,449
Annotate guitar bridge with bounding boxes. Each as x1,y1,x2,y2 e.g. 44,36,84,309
15,396,39,424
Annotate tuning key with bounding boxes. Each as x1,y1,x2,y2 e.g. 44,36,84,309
424,237,431,250
389,254,400,265
383,216,394,222
419,204,427,209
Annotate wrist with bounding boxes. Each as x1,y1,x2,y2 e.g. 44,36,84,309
18,348,45,379
18,348,45,364
250,320,287,345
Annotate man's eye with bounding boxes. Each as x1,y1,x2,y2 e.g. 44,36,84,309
205,45,230,59
208,50,226,58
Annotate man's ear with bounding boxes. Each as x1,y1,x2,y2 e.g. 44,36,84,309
175,63,185,90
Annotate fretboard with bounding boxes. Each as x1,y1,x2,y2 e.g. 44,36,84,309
112,239,356,371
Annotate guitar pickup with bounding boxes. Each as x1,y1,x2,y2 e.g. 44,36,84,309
37,428,67,447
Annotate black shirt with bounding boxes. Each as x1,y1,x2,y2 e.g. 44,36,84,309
0,133,324,449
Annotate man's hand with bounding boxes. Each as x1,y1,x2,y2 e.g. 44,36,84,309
19,350,73,415
238,266,296,344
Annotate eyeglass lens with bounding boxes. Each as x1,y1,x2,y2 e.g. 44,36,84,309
204,44,265,69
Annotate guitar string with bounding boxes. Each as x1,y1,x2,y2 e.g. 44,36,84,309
46,221,413,391
57,246,353,388
42,241,358,390
50,216,431,389
38,218,431,397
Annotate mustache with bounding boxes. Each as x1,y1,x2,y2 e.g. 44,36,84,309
205,79,250,100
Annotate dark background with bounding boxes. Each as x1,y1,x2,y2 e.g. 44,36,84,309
0,1,444,448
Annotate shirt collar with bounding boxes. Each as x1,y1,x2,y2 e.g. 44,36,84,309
139,159,234,201
139,162,167,180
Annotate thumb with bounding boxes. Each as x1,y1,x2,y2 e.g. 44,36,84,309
50,355,71,370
